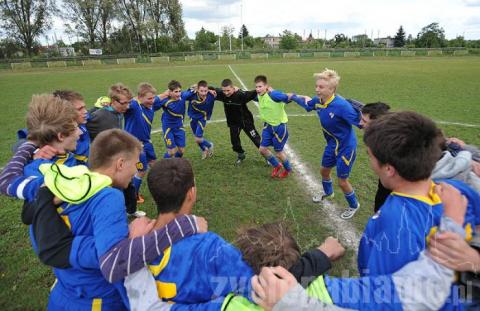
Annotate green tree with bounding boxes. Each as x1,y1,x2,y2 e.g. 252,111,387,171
239,24,249,38
416,22,446,48
98,0,115,48
333,33,349,48
0,38,22,58
118,0,148,52
394,25,406,47
448,36,466,47
194,27,217,51
63,0,101,47
279,30,299,50
0,0,55,56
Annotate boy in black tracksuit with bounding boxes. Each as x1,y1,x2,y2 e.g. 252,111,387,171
213,79,261,164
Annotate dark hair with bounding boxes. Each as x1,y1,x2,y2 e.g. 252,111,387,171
89,129,142,170
53,90,84,102
148,158,195,214
361,102,391,120
363,111,442,181
254,75,267,84
235,222,301,274
168,80,182,91
197,80,208,88
221,79,233,87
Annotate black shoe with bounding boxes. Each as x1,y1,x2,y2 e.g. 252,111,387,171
235,153,246,165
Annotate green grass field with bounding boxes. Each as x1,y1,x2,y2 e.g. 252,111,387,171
0,57,479,309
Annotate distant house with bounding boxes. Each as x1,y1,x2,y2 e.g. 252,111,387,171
352,34,369,43
374,37,394,48
263,35,281,49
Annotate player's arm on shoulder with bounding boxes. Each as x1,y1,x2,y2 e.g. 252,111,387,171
290,94,314,112
205,233,253,299
269,90,290,103
99,214,205,283
0,142,47,201
157,90,170,101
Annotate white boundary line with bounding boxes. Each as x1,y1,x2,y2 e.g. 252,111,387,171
227,64,362,251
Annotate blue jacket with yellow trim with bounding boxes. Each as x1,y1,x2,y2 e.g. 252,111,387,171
358,179,478,310
141,232,254,310
300,95,360,153
158,90,195,128
52,187,129,309
187,93,215,121
125,97,162,142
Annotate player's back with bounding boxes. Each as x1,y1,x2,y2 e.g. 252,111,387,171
148,232,253,305
51,187,128,308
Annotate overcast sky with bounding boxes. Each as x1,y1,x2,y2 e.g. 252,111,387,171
181,0,480,40
46,0,480,43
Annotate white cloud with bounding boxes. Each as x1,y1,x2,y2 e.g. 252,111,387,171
181,0,480,39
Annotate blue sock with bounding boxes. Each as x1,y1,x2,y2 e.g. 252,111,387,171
266,155,280,167
175,151,183,158
202,139,212,149
345,191,359,209
132,175,142,194
322,179,333,196
283,159,292,171
164,152,171,159
198,141,206,151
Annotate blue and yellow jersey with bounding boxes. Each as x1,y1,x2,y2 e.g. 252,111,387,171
52,187,129,309
157,90,195,129
124,97,162,143
358,179,477,310
187,92,215,121
143,232,253,309
305,95,360,154
74,124,90,164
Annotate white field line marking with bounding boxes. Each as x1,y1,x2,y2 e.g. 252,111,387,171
227,64,362,250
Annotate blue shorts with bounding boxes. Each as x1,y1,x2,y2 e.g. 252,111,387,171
137,141,156,172
260,123,288,152
190,118,207,138
322,145,356,178
163,125,186,149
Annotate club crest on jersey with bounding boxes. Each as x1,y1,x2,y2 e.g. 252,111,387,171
329,112,335,119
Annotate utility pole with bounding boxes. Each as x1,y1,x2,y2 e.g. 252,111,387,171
241,0,244,51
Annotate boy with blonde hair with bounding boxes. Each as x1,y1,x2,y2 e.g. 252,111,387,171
293,69,362,219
